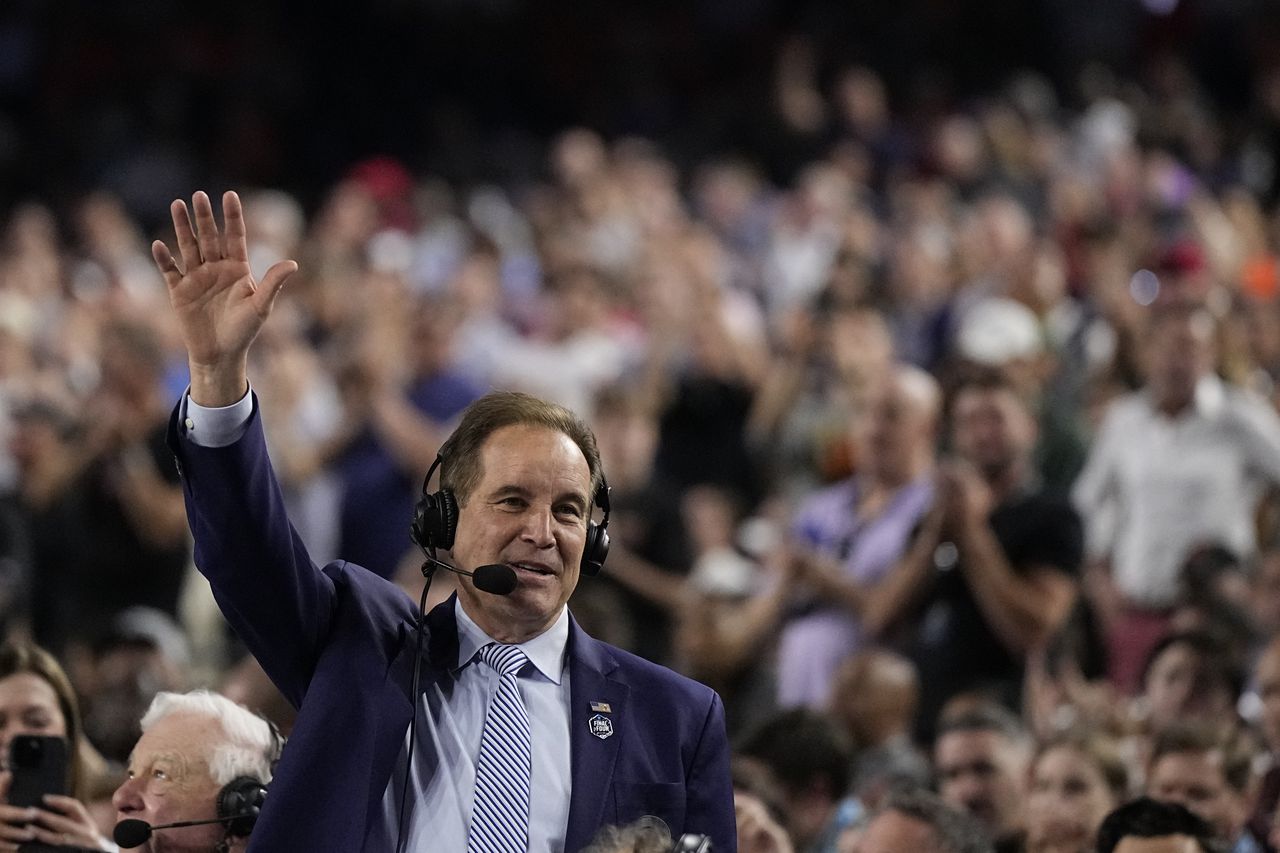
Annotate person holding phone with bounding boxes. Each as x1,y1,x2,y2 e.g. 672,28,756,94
0,642,114,852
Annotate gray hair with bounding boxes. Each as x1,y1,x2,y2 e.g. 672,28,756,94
878,788,994,853
140,690,278,786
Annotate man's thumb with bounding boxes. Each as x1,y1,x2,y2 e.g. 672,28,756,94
257,260,298,312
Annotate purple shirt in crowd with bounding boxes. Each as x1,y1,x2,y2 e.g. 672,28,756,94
776,474,934,709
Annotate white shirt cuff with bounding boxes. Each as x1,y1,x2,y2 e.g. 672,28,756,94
182,386,254,448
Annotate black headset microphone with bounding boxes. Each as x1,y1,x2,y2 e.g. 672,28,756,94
113,815,243,849
418,552,518,595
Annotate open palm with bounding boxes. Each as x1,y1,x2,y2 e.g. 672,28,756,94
152,190,297,404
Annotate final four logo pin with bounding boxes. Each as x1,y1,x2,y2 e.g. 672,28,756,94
589,714,614,739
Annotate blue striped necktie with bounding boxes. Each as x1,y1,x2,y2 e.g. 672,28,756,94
467,643,532,853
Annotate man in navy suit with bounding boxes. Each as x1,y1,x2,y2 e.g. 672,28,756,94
154,190,736,851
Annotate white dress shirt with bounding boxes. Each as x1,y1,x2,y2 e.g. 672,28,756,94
1073,376,1280,607
182,389,575,851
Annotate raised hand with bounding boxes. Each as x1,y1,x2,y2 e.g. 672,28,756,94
153,190,298,407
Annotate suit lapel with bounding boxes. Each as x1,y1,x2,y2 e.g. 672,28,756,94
564,617,629,853
388,593,460,701
370,597,460,825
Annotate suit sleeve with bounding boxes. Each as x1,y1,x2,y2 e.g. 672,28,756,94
684,691,737,852
168,395,336,707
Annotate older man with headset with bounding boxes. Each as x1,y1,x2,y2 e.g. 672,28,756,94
111,690,281,853
152,191,735,852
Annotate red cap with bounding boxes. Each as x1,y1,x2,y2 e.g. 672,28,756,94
1154,239,1206,276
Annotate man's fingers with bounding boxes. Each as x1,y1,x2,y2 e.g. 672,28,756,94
191,190,224,263
171,199,202,272
255,259,299,315
223,190,250,262
152,240,184,287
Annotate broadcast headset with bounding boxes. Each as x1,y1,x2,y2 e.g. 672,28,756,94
410,452,612,575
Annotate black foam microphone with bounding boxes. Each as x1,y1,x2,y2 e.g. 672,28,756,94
419,554,518,595
113,815,246,848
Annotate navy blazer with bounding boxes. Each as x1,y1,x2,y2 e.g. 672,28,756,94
168,400,736,852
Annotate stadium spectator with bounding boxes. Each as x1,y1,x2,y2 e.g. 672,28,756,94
776,364,938,709
1025,732,1129,853
0,641,114,851
853,788,993,853
1095,797,1220,853
738,708,861,853
865,368,1082,738
933,704,1033,853
1074,304,1280,692
1138,631,1243,736
827,648,930,808
1145,724,1264,853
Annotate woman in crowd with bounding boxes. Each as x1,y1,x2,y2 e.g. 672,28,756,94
0,641,114,851
1138,630,1243,735
1025,732,1129,853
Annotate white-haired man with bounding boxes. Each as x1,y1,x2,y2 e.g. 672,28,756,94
112,691,282,853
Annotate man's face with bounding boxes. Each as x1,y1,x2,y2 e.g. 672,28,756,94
111,712,228,852
1146,749,1247,842
935,729,1029,841
450,424,592,643
1147,313,1214,411
950,388,1034,481
857,377,932,483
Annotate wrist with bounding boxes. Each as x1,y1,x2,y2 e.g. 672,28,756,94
955,513,988,544
188,358,249,408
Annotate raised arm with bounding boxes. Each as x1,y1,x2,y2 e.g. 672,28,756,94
153,190,297,406
156,192,343,704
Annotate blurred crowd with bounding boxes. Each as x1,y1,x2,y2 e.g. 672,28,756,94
9,50,1280,852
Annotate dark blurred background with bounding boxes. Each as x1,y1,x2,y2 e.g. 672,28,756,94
1,0,1274,219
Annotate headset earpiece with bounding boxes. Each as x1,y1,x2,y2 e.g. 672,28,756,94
217,776,267,838
581,477,611,577
411,455,459,552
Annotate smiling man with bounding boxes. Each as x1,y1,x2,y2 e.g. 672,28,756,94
155,191,735,852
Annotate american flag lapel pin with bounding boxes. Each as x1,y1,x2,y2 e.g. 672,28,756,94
590,701,612,713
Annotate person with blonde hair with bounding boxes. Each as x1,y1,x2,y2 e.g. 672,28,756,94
1026,732,1128,853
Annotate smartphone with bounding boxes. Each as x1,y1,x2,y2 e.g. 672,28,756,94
8,735,68,809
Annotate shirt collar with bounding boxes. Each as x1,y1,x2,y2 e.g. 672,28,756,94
453,598,569,685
